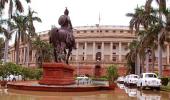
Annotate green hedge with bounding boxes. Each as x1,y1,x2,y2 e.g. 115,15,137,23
0,62,42,80
161,77,169,86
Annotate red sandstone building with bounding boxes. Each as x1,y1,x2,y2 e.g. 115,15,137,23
8,25,170,77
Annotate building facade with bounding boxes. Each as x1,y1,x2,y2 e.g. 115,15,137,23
8,25,170,76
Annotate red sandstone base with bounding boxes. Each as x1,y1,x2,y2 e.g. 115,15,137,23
39,63,75,85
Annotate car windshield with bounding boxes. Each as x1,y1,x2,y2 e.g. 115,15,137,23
133,76,138,78
145,74,157,78
129,75,138,78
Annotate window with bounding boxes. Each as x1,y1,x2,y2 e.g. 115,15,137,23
97,45,101,49
149,59,152,62
100,30,102,32
112,57,116,61
77,31,80,33
140,74,143,78
96,52,101,61
83,30,87,33
113,45,116,49
83,45,85,49
91,30,94,33
112,30,116,33
120,30,123,33
145,74,157,78
105,30,108,32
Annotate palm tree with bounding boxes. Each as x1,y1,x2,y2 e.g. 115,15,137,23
32,36,53,67
25,7,41,66
0,0,31,63
12,13,27,64
126,40,139,74
144,0,168,77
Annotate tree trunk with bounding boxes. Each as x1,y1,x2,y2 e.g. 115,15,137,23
16,32,20,64
146,52,149,72
140,56,145,73
137,53,140,75
3,39,9,63
158,32,163,77
151,48,155,72
158,12,163,77
26,42,30,67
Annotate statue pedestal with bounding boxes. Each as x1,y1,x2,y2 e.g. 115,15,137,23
39,63,75,85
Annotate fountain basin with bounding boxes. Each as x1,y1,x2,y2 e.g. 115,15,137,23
7,81,110,92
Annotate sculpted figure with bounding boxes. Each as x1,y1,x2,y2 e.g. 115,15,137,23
49,8,76,64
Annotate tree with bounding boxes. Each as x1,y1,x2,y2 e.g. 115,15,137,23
0,37,4,61
32,36,53,67
0,0,30,63
144,0,169,77
12,13,27,64
25,7,41,66
106,65,118,84
126,40,138,74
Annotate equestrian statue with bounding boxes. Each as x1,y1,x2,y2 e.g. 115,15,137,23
49,8,76,64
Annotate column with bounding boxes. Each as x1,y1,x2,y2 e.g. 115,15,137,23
110,42,113,61
101,42,104,60
93,42,96,60
84,42,87,60
127,42,130,46
76,42,79,61
118,42,122,62
31,50,34,62
32,50,35,62
167,44,170,64
23,47,26,64
19,49,21,63
20,48,22,63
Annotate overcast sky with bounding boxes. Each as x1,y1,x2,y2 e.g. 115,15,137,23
28,0,146,32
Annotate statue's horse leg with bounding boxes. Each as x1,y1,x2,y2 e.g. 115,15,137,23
66,47,72,64
53,48,58,62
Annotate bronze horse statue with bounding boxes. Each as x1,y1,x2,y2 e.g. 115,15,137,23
49,27,75,64
49,8,76,64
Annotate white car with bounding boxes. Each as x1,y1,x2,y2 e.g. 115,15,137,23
2,75,22,81
76,75,89,80
124,75,130,85
137,73,161,90
126,74,139,86
117,76,124,84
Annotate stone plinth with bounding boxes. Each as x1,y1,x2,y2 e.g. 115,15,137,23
39,63,75,85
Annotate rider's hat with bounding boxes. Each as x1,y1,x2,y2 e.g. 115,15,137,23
64,7,69,15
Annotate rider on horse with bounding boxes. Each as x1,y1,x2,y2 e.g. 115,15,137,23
58,8,76,49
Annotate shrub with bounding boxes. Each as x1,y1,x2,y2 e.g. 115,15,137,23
0,62,43,80
161,77,169,86
106,65,118,84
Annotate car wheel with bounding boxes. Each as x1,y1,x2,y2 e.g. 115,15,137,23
156,87,160,91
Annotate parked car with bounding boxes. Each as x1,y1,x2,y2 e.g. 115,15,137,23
124,75,130,85
137,73,161,90
76,75,89,80
126,74,139,86
117,76,124,84
2,75,22,81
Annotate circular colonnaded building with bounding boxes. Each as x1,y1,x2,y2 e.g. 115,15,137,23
8,25,170,77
